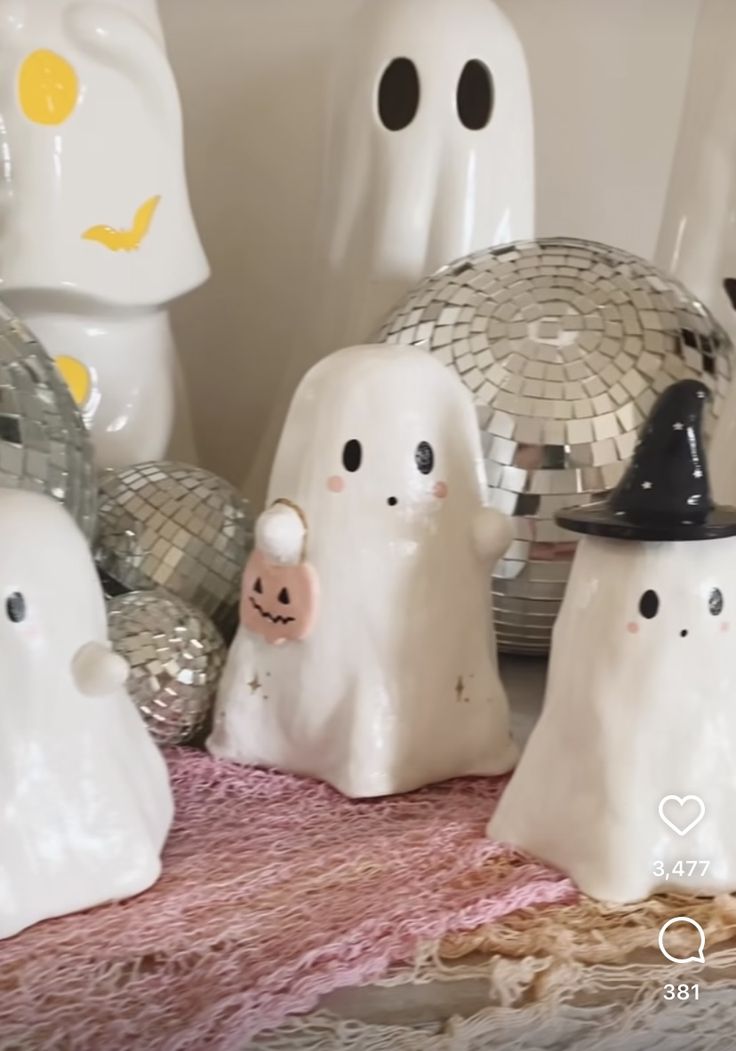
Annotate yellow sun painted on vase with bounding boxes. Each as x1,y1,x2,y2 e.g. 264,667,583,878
55,356,91,408
82,195,161,252
19,50,79,125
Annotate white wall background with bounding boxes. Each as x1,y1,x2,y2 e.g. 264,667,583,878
159,0,702,488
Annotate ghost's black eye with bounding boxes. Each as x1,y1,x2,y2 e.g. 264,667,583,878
6,591,26,623
457,60,494,130
709,587,724,615
342,439,362,472
253,577,263,594
377,57,420,131
639,589,659,619
415,441,434,475
278,587,290,605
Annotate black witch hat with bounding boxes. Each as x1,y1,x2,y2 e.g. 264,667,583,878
557,379,736,541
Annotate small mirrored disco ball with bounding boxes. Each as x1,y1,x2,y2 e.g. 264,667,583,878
107,590,226,747
0,301,96,539
95,461,253,640
376,238,733,653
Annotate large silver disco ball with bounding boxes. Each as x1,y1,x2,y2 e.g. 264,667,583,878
107,590,226,747
95,461,253,640
0,301,96,539
376,238,733,654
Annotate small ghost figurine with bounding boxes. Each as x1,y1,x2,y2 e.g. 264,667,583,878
209,345,517,797
0,490,173,940
488,379,736,904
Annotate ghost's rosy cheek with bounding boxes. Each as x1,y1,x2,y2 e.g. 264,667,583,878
626,621,639,635
721,621,730,633
433,480,448,499
327,475,345,493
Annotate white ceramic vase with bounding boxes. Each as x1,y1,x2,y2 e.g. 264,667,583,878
655,0,736,502
0,0,209,467
243,0,534,503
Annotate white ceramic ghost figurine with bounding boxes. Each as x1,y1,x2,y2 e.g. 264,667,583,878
0,489,173,940
489,380,736,904
0,0,209,467
210,344,518,797
243,0,534,503
654,0,736,502
320,0,534,344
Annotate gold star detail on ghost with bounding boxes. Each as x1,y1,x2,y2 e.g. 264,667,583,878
454,675,464,703
248,674,262,693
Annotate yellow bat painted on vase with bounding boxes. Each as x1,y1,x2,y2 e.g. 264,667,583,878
82,195,161,252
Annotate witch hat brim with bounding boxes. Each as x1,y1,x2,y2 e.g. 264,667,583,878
556,379,736,541
556,503,736,542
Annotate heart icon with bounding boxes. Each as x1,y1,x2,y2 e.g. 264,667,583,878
658,795,706,837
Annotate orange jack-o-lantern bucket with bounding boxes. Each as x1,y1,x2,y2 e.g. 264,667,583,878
240,501,319,645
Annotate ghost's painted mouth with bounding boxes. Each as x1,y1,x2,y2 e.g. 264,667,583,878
249,596,296,626
680,629,689,638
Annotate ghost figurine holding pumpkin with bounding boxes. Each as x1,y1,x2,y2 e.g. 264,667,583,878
209,344,518,798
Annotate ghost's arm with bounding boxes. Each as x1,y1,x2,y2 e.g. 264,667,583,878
72,641,129,698
472,507,514,566
256,503,306,564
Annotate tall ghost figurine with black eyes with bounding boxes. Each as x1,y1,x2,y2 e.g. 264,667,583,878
210,345,517,797
0,0,209,467
488,380,736,904
320,0,534,342
0,490,172,940
244,0,534,502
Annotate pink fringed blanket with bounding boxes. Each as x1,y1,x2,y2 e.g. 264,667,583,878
0,749,575,1049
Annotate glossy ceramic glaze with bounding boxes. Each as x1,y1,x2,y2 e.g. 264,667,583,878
15,308,197,466
488,534,736,903
0,490,173,940
655,0,736,502
0,0,208,465
243,0,534,503
321,0,534,338
210,344,518,797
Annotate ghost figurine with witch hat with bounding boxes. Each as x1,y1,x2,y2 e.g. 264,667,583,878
0,0,209,467
0,489,173,939
210,344,518,798
488,379,736,904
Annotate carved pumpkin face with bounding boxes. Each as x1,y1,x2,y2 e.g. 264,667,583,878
240,548,319,645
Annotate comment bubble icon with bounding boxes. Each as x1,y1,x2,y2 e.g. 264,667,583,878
658,916,706,964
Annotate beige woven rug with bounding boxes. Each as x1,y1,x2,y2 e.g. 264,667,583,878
256,893,736,1050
